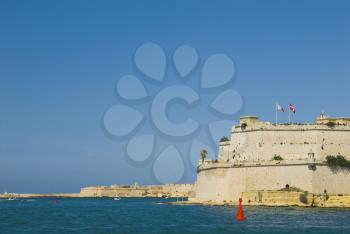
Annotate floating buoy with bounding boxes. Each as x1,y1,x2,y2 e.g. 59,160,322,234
235,197,245,221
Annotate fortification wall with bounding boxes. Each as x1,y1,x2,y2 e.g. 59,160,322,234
242,191,314,207
195,164,350,202
196,115,350,204
312,167,350,195
219,125,350,163
80,184,195,198
196,165,313,202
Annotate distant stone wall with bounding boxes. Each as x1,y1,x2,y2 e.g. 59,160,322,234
0,193,80,198
80,184,195,198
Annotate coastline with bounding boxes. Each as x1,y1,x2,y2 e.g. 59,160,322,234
3,190,350,209
0,193,81,199
168,191,350,208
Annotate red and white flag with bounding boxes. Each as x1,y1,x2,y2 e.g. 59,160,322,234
276,103,284,112
289,104,296,113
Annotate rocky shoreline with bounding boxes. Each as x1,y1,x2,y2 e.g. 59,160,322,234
168,191,350,208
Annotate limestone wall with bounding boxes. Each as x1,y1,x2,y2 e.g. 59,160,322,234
186,191,350,208
313,195,350,207
218,141,230,162
312,166,350,195
0,193,80,198
80,184,195,198
196,165,312,202
195,164,350,202
242,191,314,207
201,115,350,202
222,124,350,163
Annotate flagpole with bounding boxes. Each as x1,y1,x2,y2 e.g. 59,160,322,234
275,103,277,124
288,107,291,124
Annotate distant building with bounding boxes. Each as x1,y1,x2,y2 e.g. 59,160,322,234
316,112,350,126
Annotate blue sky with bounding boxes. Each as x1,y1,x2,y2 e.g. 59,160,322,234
0,0,349,193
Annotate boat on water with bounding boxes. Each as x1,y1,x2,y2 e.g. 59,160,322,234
113,196,121,200
7,197,17,201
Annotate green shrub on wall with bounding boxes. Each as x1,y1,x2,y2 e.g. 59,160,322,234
220,136,230,142
326,121,336,128
272,154,284,161
326,155,350,169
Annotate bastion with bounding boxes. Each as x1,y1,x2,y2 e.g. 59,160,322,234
79,183,195,198
194,113,350,203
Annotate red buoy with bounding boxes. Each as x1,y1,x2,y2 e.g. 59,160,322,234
235,198,245,221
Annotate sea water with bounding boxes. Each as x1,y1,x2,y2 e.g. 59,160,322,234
1,198,350,233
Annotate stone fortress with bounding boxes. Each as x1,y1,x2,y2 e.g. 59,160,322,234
79,183,194,198
194,113,350,204
0,184,195,199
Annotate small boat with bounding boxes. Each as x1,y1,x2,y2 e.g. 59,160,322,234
113,196,121,200
7,197,16,201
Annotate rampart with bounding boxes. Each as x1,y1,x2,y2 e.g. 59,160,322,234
194,114,350,202
80,183,195,198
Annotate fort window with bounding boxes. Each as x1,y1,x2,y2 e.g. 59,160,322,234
241,123,247,130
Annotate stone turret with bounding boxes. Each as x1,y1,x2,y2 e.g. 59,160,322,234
239,116,259,128
316,112,350,126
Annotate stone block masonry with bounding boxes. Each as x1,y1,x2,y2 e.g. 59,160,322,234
194,113,350,202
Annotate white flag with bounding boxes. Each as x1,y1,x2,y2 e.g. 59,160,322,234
276,103,284,112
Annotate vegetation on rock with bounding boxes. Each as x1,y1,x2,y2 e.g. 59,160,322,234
326,155,350,169
200,149,208,163
272,154,284,161
220,136,230,142
326,121,336,128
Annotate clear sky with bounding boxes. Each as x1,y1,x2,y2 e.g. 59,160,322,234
0,0,349,193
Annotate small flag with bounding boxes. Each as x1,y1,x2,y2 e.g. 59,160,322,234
289,104,296,113
276,103,284,112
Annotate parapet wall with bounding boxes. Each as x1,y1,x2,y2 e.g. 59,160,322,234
219,118,350,163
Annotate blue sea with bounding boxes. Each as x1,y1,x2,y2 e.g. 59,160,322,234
1,198,350,233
